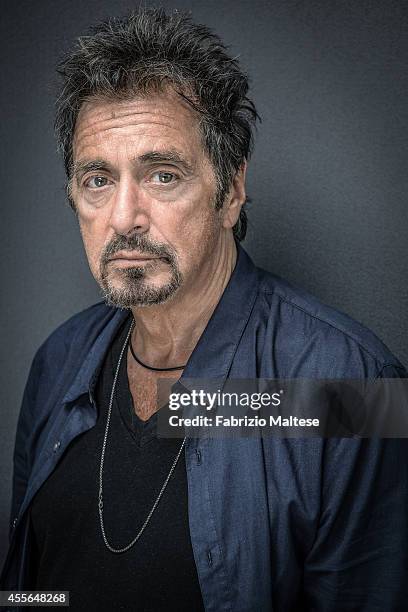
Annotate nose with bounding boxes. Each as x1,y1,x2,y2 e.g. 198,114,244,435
108,176,150,236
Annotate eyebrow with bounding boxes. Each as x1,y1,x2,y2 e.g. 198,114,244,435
137,150,195,174
71,159,113,184
72,149,195,184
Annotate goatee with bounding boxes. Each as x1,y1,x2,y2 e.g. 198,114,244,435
99,234,182,308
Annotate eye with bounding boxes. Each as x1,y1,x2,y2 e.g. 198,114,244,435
84,176,110,189
150,171,177,184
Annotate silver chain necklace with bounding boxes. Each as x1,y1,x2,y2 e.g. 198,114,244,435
98,318,187,554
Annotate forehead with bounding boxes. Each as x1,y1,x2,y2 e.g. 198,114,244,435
73,90,205,163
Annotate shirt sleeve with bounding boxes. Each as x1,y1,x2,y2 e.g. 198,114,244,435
303,363,408,610
9,350,44,540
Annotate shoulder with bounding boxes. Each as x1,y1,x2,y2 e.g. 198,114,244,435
33,301,118,370
255,266,406,377
21,301,126,426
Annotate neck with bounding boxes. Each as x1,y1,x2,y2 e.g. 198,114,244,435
130,233,238,368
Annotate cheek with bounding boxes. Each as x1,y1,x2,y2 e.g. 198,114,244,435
151,189,218,248
171,202,221,263
78,218,106,275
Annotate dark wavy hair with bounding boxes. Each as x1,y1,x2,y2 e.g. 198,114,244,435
55,8,259,241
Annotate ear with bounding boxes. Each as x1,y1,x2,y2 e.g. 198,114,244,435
222,161,247,230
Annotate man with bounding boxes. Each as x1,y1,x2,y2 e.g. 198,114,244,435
1,8,408,611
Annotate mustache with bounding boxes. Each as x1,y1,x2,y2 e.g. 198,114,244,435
100,234,176,265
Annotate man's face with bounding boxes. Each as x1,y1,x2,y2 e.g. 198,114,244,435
71,90,228,308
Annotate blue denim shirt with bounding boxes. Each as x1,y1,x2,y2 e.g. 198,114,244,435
2,244,408,611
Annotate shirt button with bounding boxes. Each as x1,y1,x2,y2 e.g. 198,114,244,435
12,517,18,529
53,440,61,452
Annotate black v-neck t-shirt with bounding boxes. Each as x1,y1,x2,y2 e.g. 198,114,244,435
29,315,204,612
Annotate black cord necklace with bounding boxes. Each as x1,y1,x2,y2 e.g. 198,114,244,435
128,335,187,371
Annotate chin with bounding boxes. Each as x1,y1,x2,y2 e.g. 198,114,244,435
99,271,182,309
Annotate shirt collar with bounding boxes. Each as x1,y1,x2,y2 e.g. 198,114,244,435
63,243,259,405
180,243,259,382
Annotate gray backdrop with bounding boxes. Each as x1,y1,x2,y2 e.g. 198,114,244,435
1,0,407,568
